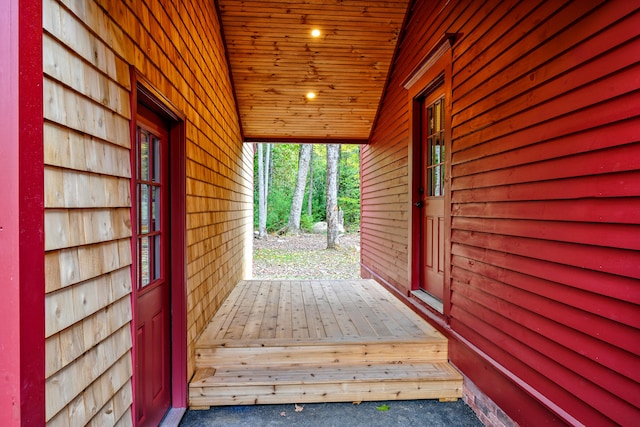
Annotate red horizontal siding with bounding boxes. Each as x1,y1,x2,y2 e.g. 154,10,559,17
453,119,639,176
452,198,640,225
451,254,640,335
451,266,639,367
453,144,640,191
453,90,640,166
452,217,640,250
449,0,640,421
451,170,640,203
363,0,640,424
451,290,640,406
451,243,640,306
454,3,639,117
450,306,638,426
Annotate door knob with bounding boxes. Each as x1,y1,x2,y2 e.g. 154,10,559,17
414,201,424,208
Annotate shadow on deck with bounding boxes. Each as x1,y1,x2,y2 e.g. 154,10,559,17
188,279,462,409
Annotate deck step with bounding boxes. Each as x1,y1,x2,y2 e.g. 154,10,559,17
195,338,448,368
190,280,462,409
189,362,463,408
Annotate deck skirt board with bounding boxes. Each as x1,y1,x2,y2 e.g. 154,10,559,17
190,280,462,408
196,362,461,386
195,342,448,366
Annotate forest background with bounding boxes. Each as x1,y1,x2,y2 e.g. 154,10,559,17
253,143,361,234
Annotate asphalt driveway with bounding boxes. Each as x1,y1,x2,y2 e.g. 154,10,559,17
179,399,482,426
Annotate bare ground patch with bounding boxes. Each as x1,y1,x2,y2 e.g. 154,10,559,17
252,233,361,279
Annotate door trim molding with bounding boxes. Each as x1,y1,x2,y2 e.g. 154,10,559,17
402,33,457,90
130,70,188,419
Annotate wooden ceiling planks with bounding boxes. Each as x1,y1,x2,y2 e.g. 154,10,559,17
217,0,410,142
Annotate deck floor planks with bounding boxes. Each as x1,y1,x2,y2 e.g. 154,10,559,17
290,281,310,339
349,279,413,337
258,280,280,339
343,279,394,337
275,282,292,339
301,281,326,339
197,279,443,345
240,280,272,339
223,279,261,340
356,279,441,338
328,280,378,337
310,280,343,338
352,279,420,337
197,280,250,342
322,280,361,337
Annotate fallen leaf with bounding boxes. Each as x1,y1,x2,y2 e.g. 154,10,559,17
376,404,390,412
280,412,287,417
352,401,362,405
295,404,304,412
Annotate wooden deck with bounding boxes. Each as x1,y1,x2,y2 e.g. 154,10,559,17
189,279,462,408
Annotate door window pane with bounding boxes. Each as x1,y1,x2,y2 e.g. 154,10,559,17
425,97,445,197
139,130,150,181
140,236,150,287
153,235,161,281
136,124,164,289
434,166,441,196
152,186,160,231
153,136,161,182
140,184,149,233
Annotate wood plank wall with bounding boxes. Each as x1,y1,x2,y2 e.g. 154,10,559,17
362,0,640,425
43,0,252,425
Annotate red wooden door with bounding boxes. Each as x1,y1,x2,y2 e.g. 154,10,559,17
134,105,171,426
419,95,446,300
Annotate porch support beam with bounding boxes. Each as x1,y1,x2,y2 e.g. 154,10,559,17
244,137,369,145
0,0,45,425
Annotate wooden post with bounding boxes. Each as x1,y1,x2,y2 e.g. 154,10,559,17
0,0,45,425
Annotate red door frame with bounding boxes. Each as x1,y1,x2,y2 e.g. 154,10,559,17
406,36,454,319
133,106,173,426
130,72,188,422
0,0,45,425
417,91,446,300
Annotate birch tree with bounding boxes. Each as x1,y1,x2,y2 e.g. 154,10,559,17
283,144,312,235
257,143,272,238
307,147,314,216
326,144,340,249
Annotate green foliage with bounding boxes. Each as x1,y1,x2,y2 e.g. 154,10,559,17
300,214,314,232
338,196,360,227
254,143,360,233
308,144,327,222
339,145,360,228
266,186,293,231
254,144,298,230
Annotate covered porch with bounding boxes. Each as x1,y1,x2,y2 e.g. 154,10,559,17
188,279,462,408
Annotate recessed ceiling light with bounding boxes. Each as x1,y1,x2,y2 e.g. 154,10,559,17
306,92,316,99
311,29,321,37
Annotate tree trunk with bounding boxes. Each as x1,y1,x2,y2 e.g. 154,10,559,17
326,144,340,249
284,144,312,235
257,143,272,238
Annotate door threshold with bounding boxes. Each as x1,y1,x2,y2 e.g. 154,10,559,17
412,290,444,314
159,407,187,427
